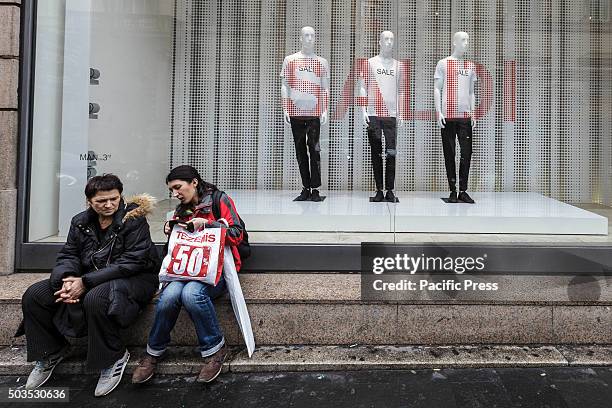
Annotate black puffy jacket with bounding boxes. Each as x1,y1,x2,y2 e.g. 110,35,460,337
16,195,161,339
50,194,160,293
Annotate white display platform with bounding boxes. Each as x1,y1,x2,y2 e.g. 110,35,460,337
228,190,392,233
391,192,608,235
227,190,608,235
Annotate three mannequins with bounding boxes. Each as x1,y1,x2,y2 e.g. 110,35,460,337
281,26,330,202
434,31,478,204
359,31,403,202
279,28,478,204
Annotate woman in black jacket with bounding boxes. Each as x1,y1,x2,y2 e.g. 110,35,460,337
18,174,160,397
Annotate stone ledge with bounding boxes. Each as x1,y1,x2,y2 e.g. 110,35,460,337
0,345,232,376
557,345,612,366
2,273,612,305
1,345,611,376
2,273,612,346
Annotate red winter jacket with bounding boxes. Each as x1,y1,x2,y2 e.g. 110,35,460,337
169,190,244,271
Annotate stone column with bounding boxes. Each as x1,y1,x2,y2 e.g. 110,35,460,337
0,0,21,275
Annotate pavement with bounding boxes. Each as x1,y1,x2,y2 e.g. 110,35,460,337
2,345,612,376
1,367,612,407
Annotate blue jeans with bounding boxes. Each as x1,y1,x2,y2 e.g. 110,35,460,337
147,279,227,358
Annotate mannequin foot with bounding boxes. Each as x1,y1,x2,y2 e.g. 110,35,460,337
295,188,311,201
385,190,396,203
310,189,322,202
371,190,384,202
458,191,475,204
448,191,458,203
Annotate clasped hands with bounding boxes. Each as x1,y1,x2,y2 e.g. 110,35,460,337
54,276,86,304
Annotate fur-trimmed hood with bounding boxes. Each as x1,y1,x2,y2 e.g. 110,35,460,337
123,193,156,222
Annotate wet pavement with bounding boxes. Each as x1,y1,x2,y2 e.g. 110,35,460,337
1,367,611,407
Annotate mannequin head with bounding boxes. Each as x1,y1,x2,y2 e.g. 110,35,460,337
452,31,469,56
300,26,316,54
379,31,394,57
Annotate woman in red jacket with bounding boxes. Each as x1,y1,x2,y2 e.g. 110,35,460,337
132,165,244,384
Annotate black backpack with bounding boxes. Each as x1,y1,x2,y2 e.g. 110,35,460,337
211,190,251,260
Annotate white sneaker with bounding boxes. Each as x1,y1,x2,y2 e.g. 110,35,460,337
94,349,130,397
25,345,70,389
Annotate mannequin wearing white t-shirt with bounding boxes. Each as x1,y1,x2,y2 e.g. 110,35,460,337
280,26,330,202
359,31,403,203
434,31,477,204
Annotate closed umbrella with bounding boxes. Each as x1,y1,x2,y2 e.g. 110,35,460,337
223,246,255,357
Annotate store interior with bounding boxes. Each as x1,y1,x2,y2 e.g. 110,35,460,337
28,0,612,244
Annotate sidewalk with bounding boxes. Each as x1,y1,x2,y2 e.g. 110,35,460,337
1,344,611,376
2,366,611,407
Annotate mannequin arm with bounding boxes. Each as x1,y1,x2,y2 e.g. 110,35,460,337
433,78,445,128
319,65,331,125
397,65,405,126
361,107,369,125
320,87,330,125
281,79,291,124
469,79,476,128
358,79,369,125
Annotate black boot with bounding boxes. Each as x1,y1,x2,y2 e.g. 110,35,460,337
371,190,384,202
448,191,458,203
310,189,322,202
295,188,311,201
458,191,475,204
385,190,396,203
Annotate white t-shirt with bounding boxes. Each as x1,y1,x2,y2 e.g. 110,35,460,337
280,51,330,117
434,56,478,119
361,55,401,118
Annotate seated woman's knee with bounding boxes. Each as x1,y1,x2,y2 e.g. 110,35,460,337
156,282,183,311
21,280,50,309
21,285,37,308
83,286,109,313
180,281,209,306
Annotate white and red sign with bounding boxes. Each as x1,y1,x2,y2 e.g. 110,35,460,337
159,225,226,286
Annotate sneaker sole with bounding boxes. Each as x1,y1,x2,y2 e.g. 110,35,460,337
95,351,130,397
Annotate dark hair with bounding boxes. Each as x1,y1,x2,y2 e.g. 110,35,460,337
85,174,123,199
166,165,217,217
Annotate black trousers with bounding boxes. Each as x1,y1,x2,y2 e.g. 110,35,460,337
367,116,397,191
290,116,321,189
441,119,473,192
21,279,126,370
